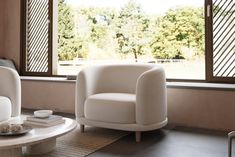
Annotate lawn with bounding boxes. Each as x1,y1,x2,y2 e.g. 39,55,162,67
57,59,205,80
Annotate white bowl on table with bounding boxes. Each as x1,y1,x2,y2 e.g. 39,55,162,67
34,110,53,118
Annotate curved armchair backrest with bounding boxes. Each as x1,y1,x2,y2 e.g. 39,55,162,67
0,66,21,117
81,64,154,94
76,64,155,118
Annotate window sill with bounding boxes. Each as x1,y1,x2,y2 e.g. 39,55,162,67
20,76,235,90
167,82,235,91
20,76,76,83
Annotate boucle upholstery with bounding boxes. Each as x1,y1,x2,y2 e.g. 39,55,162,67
76,64,167,132
85,93,136,124
0,66,21,122
0,96,11,122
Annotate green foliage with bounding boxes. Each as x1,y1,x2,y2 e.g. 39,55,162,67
58,0,88,60
58,0,74,39
151,7,204,59
115,1,151,61
58,1,205,61
77,7,116,48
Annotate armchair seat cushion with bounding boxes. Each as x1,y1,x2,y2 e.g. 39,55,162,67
84,93,136,124
0,96,12,122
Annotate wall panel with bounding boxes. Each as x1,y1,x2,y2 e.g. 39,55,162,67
3,0,21,69
0,1,5,57
21,80,235,131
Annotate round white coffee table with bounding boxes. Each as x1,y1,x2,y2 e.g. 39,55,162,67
0,116,77,157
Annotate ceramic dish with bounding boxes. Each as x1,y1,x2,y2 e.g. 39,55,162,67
0,124,32,136
34,110,53,118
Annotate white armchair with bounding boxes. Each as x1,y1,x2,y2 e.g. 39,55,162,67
0,66,21,122
75,64,167,142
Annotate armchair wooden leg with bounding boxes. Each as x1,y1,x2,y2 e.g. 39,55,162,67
229,136,232,157
135,131,141,142
228,131,235,157
80,124,85,133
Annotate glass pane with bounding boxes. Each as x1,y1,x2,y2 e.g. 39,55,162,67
57,0,205,79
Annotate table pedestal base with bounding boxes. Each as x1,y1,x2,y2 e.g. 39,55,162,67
26,138,56,155
0,148,22,157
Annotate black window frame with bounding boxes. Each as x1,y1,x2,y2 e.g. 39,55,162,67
205,0,235,83
21,0,53,76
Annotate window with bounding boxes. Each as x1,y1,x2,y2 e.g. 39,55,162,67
21,0,235,83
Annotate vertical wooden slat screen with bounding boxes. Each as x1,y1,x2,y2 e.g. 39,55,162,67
22,0,53,75
206,0,235,83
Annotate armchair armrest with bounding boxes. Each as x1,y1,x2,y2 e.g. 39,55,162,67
0,67,21,117
75,67,100,118
136,67,167,125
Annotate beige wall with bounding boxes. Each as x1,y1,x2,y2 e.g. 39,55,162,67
0,0,21,69
21,80,235,131
0,1,5,57
168,88,235,131
22,81,75,114
3,0,21,69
